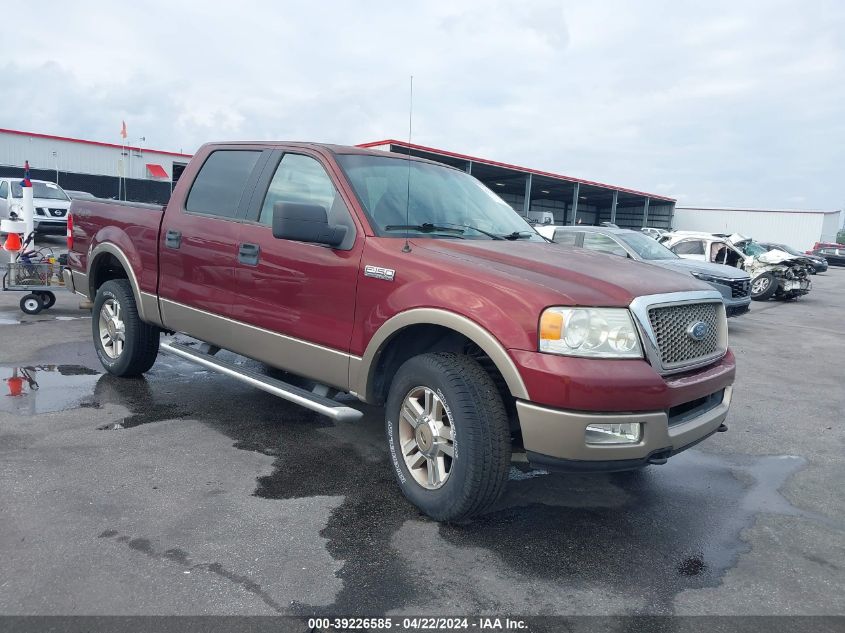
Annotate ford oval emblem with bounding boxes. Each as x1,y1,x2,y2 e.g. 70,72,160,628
687,321,709,341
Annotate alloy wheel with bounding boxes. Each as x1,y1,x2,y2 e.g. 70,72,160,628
398,386,455,489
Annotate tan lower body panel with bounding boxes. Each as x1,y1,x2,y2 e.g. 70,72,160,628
70,271,89,297
139,292,163,327
159,299,353,392
517,386,732,461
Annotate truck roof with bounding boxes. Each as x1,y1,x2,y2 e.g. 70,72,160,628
201,141,453,168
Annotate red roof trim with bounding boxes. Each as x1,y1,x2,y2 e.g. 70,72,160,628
0,127,193,158
357,139,676,203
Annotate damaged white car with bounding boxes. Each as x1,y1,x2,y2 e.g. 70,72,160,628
659,231,813,301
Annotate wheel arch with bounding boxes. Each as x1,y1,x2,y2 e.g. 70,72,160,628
87,243,155,323
353,308,529,404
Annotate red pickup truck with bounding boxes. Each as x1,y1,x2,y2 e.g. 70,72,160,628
64,142,735,520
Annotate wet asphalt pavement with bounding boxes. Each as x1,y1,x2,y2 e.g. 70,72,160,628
1,258,844,616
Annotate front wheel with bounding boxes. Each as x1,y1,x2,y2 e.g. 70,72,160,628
385,352,511,521
92,279,160,377
20,293,43,315
751,272,778,301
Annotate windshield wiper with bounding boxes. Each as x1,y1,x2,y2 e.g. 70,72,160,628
500,231,535,240
384,223,465,238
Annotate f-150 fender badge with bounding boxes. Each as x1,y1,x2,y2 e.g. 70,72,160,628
364,265,395,281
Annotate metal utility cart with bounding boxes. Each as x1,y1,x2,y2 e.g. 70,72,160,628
1,226,65,315
3,260,65,314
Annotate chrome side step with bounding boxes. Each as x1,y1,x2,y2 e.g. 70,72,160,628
160,340,363,423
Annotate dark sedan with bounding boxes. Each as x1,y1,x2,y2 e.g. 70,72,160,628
759,242,828,274
808,243,845,267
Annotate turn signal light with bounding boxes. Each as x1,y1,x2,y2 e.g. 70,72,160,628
539,311,563,341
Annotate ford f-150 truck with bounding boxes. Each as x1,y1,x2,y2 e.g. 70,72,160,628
64,142,735,521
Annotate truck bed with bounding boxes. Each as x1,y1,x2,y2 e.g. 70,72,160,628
67,198,165,296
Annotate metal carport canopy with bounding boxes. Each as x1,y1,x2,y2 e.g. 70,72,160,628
356,139,676,229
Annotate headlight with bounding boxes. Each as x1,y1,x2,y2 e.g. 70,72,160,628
539,308,643,358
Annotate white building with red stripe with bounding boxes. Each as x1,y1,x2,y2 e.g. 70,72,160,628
0,128,192,203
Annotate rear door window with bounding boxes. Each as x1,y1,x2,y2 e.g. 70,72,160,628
186,150,261,219
0,181,7,198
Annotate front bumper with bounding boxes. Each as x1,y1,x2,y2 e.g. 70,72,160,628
518,386,732,471
705,280,751,316
781,278,811,294
34,219,68,235
726,302,750,317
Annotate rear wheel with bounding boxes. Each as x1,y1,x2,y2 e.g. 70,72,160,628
751,272,778,301
37,291,56,309
385,352,511,521
92,279,160,377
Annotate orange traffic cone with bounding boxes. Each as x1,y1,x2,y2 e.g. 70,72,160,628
5,376,25,397
2,232,22,252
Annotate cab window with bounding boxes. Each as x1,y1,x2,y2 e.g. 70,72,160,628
257,153,356,250
258,154,338,225
553,229,579,245
672,240,705,255
0,181,8,199
583,233,628,257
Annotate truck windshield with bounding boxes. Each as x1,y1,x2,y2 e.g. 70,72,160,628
739,241,768,256
336,154,543,241
617,231,678,260
12,182,70,201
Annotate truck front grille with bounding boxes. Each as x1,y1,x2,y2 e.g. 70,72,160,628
727,278,750,298
647,302,721,370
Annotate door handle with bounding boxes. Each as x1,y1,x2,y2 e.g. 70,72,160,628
165,229,181,249
238,242,260,266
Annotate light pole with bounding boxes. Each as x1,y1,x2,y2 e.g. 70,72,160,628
52,151,59,184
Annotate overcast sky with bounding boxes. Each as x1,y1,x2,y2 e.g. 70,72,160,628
1,1,842,208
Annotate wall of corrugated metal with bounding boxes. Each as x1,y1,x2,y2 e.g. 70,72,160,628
0,131,190,181
672,208,833,251
820,211,844,243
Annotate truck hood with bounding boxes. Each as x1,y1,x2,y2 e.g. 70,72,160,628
648,257,749,279
756,248,813,266
728,234,812,269
414,239,712,306
32,198,71,209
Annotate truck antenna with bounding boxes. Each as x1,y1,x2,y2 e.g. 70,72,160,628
402,75,413,253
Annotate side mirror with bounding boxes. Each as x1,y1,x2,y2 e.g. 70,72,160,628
272,202,347,248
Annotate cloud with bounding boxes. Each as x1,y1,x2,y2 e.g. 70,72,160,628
0,0,843,208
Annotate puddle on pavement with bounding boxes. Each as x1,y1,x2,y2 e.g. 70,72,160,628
2,345,835,614
0,365,100,415
0,310,90,326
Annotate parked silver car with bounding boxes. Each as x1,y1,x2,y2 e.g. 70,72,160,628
536,225,752,317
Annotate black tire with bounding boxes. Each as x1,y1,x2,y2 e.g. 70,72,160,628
37,291,56,309
20,293,43,315
385,352,511,521
92,279,160,377
751,272,778,301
